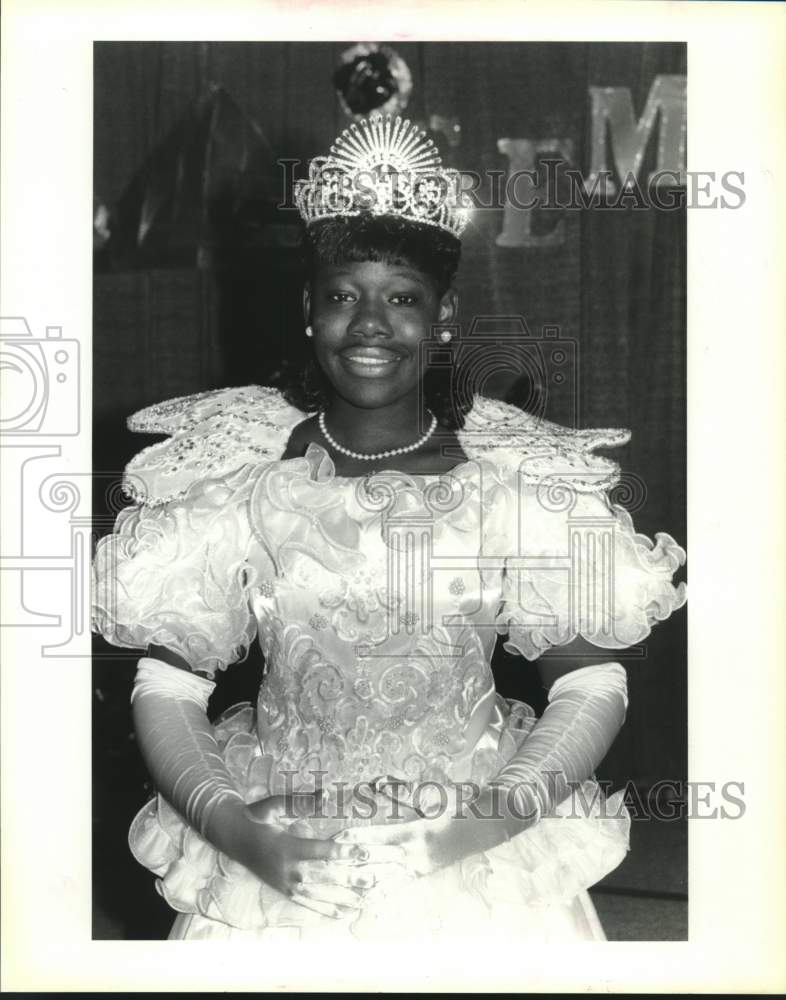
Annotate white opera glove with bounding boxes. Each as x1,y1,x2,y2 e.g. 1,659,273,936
131,656,393,917
131,656,244,840
490,661,629,834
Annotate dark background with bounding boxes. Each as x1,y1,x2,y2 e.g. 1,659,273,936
92,41,687,939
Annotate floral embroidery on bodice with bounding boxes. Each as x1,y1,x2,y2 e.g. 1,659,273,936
245,446,508,802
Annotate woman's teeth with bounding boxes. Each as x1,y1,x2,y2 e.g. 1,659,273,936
339,350,402,376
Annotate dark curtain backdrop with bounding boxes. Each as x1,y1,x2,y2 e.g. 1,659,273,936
93,41,687,938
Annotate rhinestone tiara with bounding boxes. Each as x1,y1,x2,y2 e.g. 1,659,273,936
294,114,471,238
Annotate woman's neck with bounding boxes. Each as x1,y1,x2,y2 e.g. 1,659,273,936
278,390,470,476
322,392,431,455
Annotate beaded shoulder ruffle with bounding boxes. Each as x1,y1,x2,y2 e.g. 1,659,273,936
457,395,631,494
123,385,309,507
122,386,631,506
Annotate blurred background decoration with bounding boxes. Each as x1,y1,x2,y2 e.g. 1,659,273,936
93,41,687,940
94,82,299,273
334,42,413,119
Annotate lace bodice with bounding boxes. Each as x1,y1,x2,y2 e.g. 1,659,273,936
93,387,687,813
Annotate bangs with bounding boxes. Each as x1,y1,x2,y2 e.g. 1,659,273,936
303,215,461,295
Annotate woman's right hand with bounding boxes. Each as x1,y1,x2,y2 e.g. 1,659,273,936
215,791,407,919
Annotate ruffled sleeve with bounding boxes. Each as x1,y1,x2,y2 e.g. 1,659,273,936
92,467,264,678
491,474,687,660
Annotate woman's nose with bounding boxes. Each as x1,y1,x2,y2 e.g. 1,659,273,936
349,306,392,338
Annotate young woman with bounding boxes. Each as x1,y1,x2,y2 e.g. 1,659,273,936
92,115,687,943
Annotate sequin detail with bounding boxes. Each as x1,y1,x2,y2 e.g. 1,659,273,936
121,386,632,507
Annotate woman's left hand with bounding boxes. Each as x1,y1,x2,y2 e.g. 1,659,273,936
332,781,525,879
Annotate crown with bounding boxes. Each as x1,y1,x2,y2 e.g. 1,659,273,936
294,115,471,238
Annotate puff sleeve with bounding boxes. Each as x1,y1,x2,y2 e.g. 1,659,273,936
92,469,262,678
492,473,687,660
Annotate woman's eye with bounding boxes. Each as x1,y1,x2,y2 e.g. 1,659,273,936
326,292,355,303
390,294,417,305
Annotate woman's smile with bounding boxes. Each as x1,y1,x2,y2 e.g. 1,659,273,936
339,345,405,377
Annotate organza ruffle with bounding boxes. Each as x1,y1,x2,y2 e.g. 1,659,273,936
494,491,687,661
92,466,268,677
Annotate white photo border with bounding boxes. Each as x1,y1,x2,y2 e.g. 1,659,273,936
1,0,785,992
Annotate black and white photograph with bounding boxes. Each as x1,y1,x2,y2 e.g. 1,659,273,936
1,1,785,994
90,38,690,944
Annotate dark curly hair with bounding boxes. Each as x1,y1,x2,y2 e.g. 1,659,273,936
276,215,471,430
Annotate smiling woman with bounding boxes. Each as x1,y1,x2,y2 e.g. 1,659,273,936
278,214,469,476
91,113,686,945
296,262,461,471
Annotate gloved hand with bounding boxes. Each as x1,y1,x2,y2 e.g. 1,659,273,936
131,655,400,918
219,790,408,918
332,662,628,877
332,779,511,878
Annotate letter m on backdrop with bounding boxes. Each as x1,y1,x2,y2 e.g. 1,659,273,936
586,74,686,193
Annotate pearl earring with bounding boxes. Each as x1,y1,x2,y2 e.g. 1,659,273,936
439,329,452,344
305,325,314,338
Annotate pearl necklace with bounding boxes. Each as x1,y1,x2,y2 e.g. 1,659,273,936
318,410,438,462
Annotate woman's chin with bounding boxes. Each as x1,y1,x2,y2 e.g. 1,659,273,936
328,377,412,411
